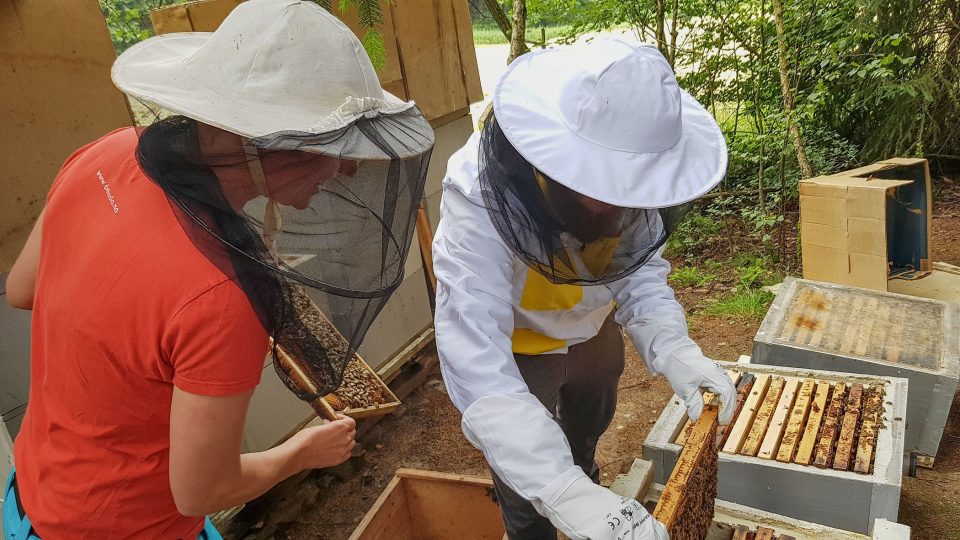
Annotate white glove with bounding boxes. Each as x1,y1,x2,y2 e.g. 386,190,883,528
544,476,669,540
660,345,736,425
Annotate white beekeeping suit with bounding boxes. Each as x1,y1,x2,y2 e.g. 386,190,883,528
433,40,735,540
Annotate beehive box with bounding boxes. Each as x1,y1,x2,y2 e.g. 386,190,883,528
349,469,504,540
643,362,907,534
752,277,960,464
642,484,911,540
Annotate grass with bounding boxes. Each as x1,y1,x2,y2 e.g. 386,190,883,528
472,24,575,46
701,288,775,321
669,265,717,288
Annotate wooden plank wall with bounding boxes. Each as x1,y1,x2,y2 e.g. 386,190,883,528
149,0,483,127
0,0,133,270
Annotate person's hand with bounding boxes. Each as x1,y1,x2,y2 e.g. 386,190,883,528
290,414,356,470
545,476,669,540
661,345,736,425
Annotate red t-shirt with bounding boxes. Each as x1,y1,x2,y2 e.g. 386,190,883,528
14,127,269,539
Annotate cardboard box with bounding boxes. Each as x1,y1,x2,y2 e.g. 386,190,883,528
799,158,931,291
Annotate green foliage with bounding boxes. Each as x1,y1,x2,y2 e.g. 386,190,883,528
735,256,768,290
669,265,716,288
100,0,391,69
100,0,180,53
361,29,387,69
701,288,775,321
542,0,960,266
473,23,575,45
664,213,722,259
319,0,388,69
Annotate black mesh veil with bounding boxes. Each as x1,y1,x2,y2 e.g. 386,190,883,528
478,111,689,285
136,108,433,399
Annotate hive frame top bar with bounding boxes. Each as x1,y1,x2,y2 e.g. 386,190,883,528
653,360,908,484
756,277,960,375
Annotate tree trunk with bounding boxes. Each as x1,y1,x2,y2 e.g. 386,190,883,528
772,0,814,179
668,0,679,68
508,0,529,63
655,0,668,61
483,0,513,42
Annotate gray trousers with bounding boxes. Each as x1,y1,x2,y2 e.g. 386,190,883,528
492,317,625,540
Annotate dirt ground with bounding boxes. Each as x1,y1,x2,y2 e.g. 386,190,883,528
254,178,960,540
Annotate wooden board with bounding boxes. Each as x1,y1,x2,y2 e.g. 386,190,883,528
450,0,484,103
833,383,864,471
348,475,414,540
722,374,772,454
654,407,719,540
775,379,815,462
794,380,832,466
854,385,886,474
741,377,786,457
813,383,848,468
676,370,739,446
400,470,504,540
758,377,801,459
717,374,756,449
0,0,134,271
755,527,776,540
390,0,468,122
731,525,751,540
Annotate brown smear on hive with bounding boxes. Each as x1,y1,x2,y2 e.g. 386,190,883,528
790,314,822,331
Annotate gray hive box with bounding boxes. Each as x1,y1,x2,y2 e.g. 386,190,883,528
643,361,907,535
752,276,960,465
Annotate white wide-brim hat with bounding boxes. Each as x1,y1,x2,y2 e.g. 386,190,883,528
494,40,727,208
112,0,431,158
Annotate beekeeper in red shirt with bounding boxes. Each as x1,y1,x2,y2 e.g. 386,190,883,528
3,1,433,538
433,41,735,539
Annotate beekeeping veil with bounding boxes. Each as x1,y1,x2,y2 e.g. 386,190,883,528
111,0,434,397
481,40,727,285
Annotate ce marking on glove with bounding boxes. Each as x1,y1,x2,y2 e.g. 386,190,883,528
615,514,652,540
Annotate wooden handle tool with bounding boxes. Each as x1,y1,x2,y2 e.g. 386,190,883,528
274,340,339,421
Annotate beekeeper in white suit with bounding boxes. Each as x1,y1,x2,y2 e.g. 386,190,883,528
432,40,736,539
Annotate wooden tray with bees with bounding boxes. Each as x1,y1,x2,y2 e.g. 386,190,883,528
323,354,400,420
276,286,401,422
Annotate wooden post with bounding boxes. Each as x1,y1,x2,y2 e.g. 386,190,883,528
416,203,437,293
